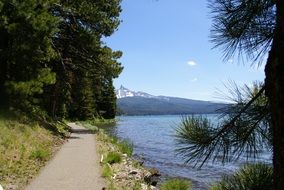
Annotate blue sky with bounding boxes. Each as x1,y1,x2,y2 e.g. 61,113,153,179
104,0,265,101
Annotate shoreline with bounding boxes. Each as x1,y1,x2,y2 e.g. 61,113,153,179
94,128,160,190
79,120,194,190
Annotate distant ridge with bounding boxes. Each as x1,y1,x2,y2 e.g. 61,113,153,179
116,86,227,115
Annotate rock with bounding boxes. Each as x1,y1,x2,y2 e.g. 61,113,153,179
150,180,158,186
129,170,138,175
151,185,158,190
112,174,117,179
135,175,143,181
5,184,17,190
141,183,148,190
149,168,161,176
137,160,144,166
116,172,128,179
133,154,145,166
144,173,160,186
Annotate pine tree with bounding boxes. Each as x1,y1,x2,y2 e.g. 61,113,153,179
48,0,122,119
0,0,59,116
0,0,123,120
176,1,284,189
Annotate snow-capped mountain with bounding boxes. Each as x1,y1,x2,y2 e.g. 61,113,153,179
116,85,156,99
116,85,227,115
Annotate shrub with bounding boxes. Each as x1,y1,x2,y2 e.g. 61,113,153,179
210,163,273,190
104,152,122,164
160,178,191,190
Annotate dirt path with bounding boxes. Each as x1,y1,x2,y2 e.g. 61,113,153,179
26,123,105,190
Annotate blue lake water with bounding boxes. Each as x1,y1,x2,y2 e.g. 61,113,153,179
108,115,271,189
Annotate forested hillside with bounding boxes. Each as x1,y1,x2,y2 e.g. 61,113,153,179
117,96,226,115
0,0,122,120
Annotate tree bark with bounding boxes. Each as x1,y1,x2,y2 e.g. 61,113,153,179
0,30,9,108
0,64,8,107
265,1,284,189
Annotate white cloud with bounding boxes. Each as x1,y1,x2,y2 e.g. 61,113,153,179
187,60,197,66
228,59,233,64
191,78,198,82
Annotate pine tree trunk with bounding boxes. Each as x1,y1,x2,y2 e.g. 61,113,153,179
0,62,8,107
0,31,8,107
265,1,284,189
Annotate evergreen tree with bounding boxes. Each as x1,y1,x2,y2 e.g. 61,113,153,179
0,0,123,120
0,0,59,116
48,0,122,120
94,47,123,119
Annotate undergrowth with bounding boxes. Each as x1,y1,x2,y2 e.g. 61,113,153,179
160,178,191,190
0,110,66,189
210,163,273,190
102,164,113,179
104,152,122,164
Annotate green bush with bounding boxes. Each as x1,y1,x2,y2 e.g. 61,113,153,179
210,163,273,190
118,140,133,156
104,152,122,164
160,178,191,190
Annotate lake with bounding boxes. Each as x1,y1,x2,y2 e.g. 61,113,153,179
108,115,271,189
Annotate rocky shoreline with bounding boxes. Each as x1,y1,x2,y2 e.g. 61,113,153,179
96,130,161,190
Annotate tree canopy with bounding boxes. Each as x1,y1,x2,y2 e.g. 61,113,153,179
0,0,123,120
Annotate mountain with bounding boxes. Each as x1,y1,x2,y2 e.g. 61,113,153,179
116,85,155,99
116,86,227,115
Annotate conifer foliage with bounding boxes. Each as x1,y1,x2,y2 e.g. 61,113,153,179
0,0,123,120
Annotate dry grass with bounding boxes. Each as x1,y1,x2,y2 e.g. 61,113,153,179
0,114,65,190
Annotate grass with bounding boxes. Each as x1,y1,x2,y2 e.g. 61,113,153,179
29,146,51,161
133,182,142,190
102,164,113,179
96,130,133,156
78,118,116,128
160,178,191,190
0,110,65,189
77,119,117,133
78,122,99,132
104,152,122,164
96,129,148,190
210,163,273,190
117,140,133,156
107,181,117,190
95,129,133,157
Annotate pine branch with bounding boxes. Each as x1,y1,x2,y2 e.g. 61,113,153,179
211,86,265,142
